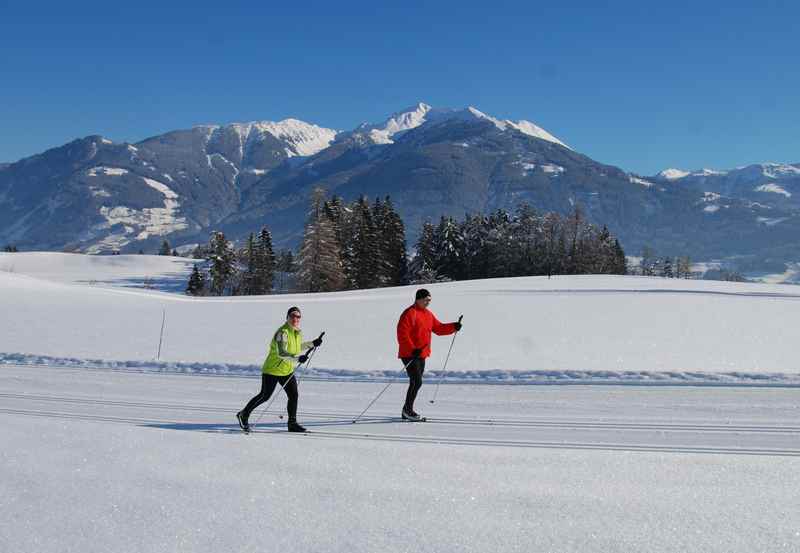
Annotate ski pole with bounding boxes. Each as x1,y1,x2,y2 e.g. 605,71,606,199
429,315,463,404
252,332,324,426
351,356,417,424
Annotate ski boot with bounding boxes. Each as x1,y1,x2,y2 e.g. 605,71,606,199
287,419,307,433
236,411,251,433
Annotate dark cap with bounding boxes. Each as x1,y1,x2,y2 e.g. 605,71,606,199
415,289,431,300
287,306,301,318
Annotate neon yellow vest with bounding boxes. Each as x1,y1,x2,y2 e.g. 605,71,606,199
262,323,302,376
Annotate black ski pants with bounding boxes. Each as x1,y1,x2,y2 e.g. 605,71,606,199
401,357,426,412
241,373,298,421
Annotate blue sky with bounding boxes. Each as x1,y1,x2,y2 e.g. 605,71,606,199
1,1,798,174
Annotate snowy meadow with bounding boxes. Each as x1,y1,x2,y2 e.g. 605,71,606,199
2,252,799,552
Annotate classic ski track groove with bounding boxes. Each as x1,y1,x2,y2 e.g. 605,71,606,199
3,391,800,434
3,406,799,457
249,428,800,457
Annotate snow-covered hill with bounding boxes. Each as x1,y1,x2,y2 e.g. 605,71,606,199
3,252,799,382
0,251,196,291
3,253,799,553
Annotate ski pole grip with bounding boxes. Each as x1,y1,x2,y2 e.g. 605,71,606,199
307,331,326,354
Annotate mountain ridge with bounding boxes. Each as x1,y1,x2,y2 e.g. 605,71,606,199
1,104,799,279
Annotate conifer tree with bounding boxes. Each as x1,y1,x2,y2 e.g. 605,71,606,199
296,188,345,292
409,221,445,283
208,231,236,295
186,264,206,296
380,197,408,286
240,233,258,295
461,214,490,279
483,210,512,278
349,196,378,289
255,227,276,294
159,239,172,256
511,203,541,276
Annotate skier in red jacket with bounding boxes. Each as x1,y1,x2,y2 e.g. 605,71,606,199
396,288,462,421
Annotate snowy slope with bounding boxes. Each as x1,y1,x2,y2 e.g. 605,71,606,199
204,119,338,158
0,252,196,291
3,253,800,553
2,252,800,381
356,102,570,148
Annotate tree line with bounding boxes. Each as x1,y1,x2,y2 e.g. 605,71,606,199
295,189,408,293
187,188,629,296
186,228,294,296
410,204,627,282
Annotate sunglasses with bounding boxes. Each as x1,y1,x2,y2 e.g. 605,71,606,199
289,314,301,319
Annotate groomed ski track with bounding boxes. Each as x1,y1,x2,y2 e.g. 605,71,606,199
3,365,799,457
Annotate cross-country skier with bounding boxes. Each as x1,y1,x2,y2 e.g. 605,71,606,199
396,289,462,421
236,306,322,433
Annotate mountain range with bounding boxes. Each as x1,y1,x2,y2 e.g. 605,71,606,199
1,102,799,279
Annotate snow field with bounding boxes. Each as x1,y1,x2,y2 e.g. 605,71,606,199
3,253,800,552
2,253,800,381
2,366,799,553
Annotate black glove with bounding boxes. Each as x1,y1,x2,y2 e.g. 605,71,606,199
453,322,462,331
411,348,423,358
312,336,323,347
298,354,309,364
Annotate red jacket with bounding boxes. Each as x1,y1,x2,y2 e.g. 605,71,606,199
397,304,457,359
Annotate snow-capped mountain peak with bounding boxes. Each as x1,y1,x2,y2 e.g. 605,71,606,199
504,119,570,149
251,119,339,157
197,119,339,158
356,102,432,144
357,103,569,149
657,163,800,183
759,162,800,179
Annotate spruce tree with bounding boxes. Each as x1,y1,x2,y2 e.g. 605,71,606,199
241,233,258,295
296,188,345,292
350,196,379,289
434,216,465,280
461,214,489,280
380,197,408,286
159,239,172,256
410,221,444,283
186,265,206,296
483,210,512,278
255,227,276,294
208,231,236,295
511,203,541,276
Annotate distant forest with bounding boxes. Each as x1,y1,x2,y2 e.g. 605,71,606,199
183,188,630,296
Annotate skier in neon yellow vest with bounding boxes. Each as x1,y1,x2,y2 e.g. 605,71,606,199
237,306,322,433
